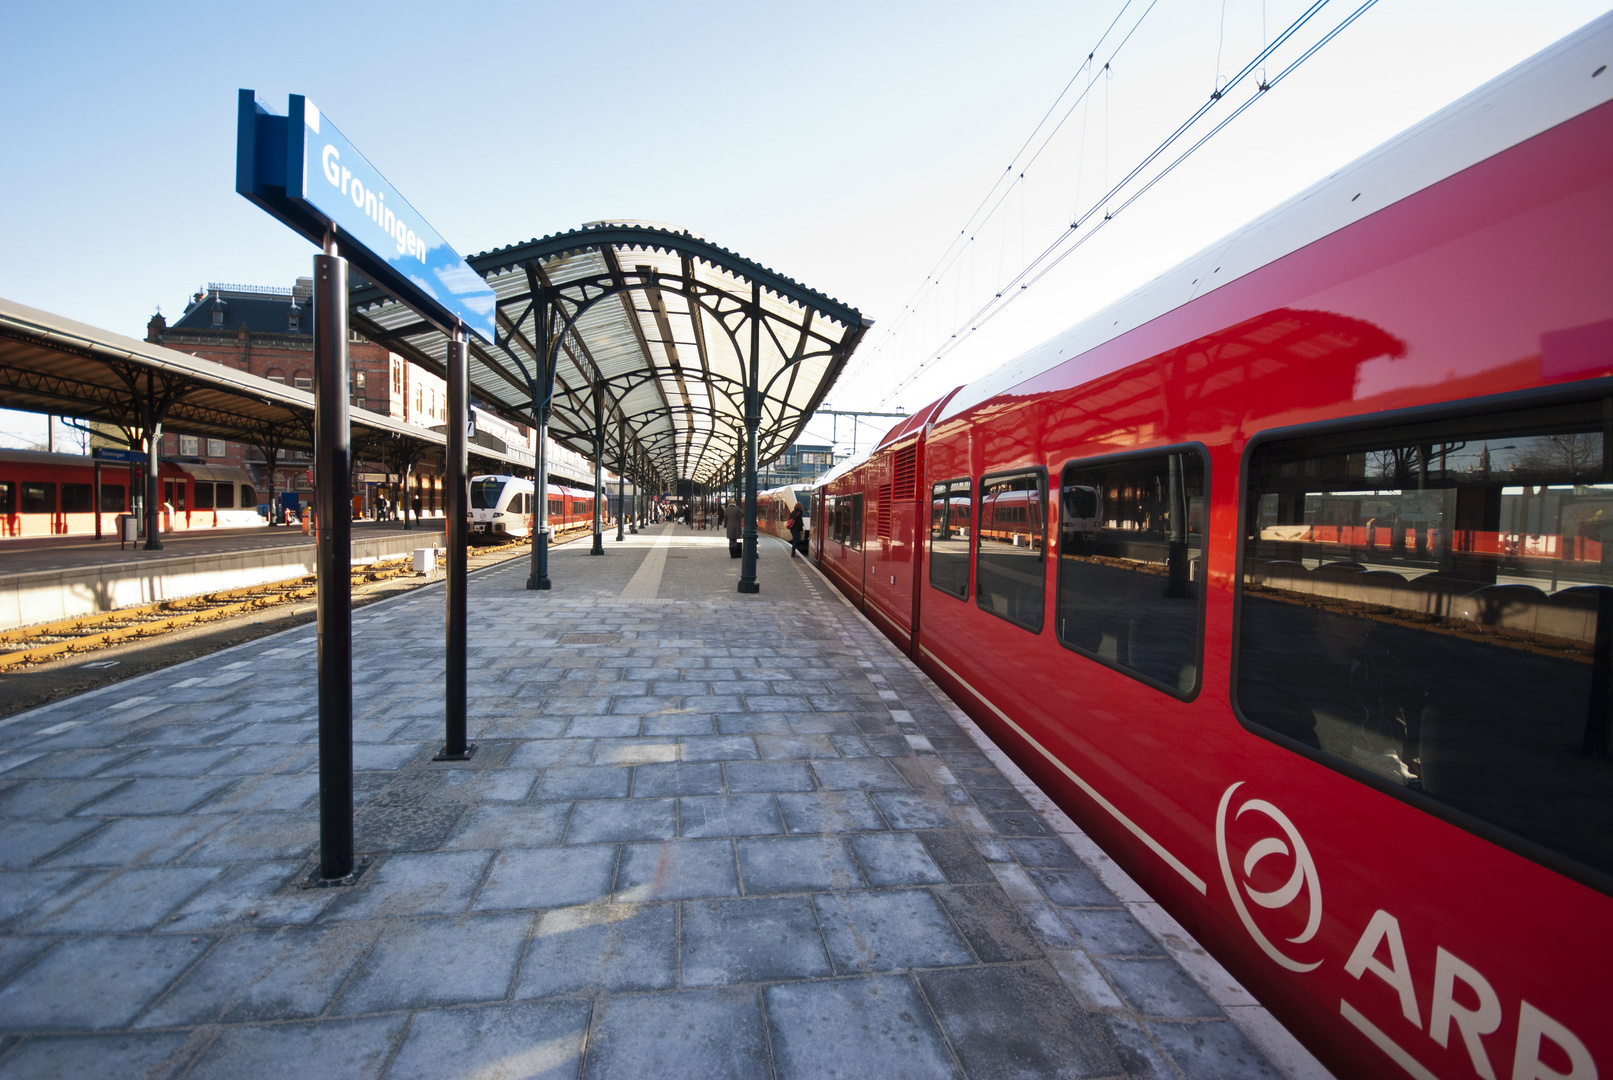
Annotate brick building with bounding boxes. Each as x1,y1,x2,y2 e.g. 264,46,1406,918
146,280,453,515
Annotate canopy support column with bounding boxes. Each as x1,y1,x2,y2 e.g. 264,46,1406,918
616,417,626,542
738,284,761,594
142,385,163,551
312,239,355,882
591,390,604,556
437,326,474,761
528,405,552,589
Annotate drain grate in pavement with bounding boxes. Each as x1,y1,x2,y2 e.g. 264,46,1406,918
558,632,621,645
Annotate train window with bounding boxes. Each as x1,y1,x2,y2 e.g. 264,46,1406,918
976,470,1046,632
928,479,972,600
239,485,255,510
0,481,13,514
215,482,235,510
471,479,506,509
193,482,215,510
21,482,54,514
60,484,94,514
843,493,863,550
99,484,125,513
1057,449,1206,696
1237,397,1613,883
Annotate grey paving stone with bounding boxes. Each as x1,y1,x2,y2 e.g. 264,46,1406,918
204,744,318,776
566,715,644,738
0,871,80,924
124,720,247,747
538,765,631,800
0,779,128,818
593,738,680,765
185,1015,407,1080
566,799,676,844
765,976,961,1080
631,763,723,797
0,934,210,1031
352,742,425,770
776,792,885,835
24,866,220,933
754,734,840,759
932,884,1043,963
1022,901,1082,949
1149,1019,1285,1079
43,816,227,869
96,747,240,777
436,767,537,802
0,1032,196,1080
785,713,862,735
714,713,791,735
723,762,813,793
444,803,572,851
919,962,1120,1079
677,736,757,762
1100,1014,1181,1079
815,889,973,973
216,721,313,745
810,759,908,791
516,902,675,998
830,733,874,758
736,836,860,894
680,896,831,986
1030,867,1121,907
387,1000,589,1080
322,850,491,920
0,819,105,869
138,924,376,1025
181,813,317,864
916,830,995,883
1098,957,1225,1018
678,795,781,838
506,739,596,768
985,810,1054,836
641,713,717,736
1062,907,1168,956
848,833,948,886
335,912,531,1012
191,772,315,814
164,860,336,930
584,989,768,1080
616,840,738,902
475,845,617,910
0,936,55,984
868,790,956,830
4,750,136,779
1006,836,1084,868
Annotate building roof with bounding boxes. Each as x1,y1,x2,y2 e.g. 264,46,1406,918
348,222,870,489
167,283,313,339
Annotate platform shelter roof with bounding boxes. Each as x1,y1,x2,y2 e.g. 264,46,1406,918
347,222,871,491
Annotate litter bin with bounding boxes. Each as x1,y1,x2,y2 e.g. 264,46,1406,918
413,548,437,574
118,514,139,549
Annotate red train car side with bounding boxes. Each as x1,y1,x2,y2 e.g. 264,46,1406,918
0,449,260,539
816,21,1613,1080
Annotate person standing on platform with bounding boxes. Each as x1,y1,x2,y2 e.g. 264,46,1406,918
725,499,742,558
787,503,804,558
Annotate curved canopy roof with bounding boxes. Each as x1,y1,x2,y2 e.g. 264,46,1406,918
348,222,870,489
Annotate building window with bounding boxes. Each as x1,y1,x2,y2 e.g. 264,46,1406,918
179,435,200,457
1057,448,1206,697
294,373,313,390
206,439,226,457
266,371,286,384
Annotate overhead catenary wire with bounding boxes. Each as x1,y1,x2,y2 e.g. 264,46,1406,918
876,0,1377,405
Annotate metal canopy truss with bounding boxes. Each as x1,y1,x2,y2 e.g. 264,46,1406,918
0,297,531,473
349,223,870,491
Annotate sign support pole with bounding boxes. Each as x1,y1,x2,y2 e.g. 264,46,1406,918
527,403,552,590
438,326,474,760
143,387,163,551
313,234,355,881
738,285,762,594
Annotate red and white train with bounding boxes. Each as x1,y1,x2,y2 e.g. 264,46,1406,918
813,20,1612,1080
469,474,602,541
0,449,261,539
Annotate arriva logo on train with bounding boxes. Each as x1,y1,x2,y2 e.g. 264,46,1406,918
1216,782,1596,1079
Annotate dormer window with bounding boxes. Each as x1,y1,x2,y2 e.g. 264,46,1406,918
288,299,301,332
211,294,227,328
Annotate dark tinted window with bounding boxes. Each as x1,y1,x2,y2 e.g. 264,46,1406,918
471,479,506,510
240,485,255,509
99,484,125,513
832,493,864,550
21,482,54,514
976,471,1046,631
215,482,235,509
60,483,93,513
929,479,972,599
192,481,215,510
1058,450,1205,695
1238,397,1613,881
0,481,13,514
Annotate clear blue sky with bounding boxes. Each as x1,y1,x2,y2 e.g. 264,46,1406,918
2,1,1608,454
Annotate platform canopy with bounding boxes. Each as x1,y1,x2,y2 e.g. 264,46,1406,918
347,222,870,490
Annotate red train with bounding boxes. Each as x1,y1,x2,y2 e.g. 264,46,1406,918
0,449,261,539
814,21,1612,1080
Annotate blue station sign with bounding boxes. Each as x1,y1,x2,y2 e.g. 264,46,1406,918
235,91,497,344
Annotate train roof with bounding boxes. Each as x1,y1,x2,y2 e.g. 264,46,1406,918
935,12,1613,426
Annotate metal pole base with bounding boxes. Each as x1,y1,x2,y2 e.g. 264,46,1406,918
591,537,603,555
526,576,552,590
737,580,759,594
433,743,478,762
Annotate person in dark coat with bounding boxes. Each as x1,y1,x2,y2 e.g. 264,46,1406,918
787,503,804,558
725,500,743,558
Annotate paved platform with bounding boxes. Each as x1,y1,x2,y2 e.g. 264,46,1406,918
0,524,1324,1079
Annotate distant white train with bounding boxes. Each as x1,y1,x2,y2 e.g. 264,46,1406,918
468,474,601,541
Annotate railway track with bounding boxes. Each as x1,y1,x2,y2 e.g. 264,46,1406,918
0,531,560,669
